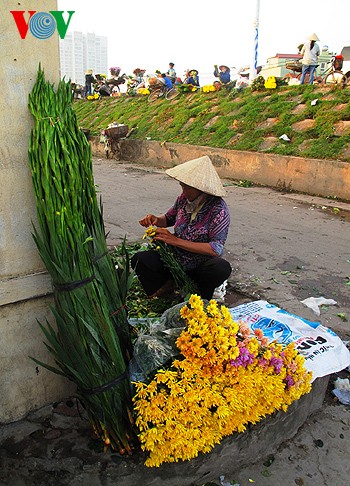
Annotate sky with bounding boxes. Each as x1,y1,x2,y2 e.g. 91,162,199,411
57,0,350,77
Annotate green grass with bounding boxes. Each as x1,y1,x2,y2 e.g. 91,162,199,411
74,84,350,162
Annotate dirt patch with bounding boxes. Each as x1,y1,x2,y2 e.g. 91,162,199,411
334,120,350,136
340,142,350,159
292,119,316,132
291,103,307,114
259,136,279,150
204,116,220,128
298,139,313,152
256,118,278,129
332,103,348,112
228,133,243,145
181,118,195,130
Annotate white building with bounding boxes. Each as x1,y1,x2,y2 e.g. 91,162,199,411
60,32,108,85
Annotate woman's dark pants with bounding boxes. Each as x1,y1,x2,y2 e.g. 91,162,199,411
131,250,232,300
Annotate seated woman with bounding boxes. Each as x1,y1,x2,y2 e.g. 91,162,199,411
213,64,231,84
131,156,232,300
184,69,200,87
161,73,173,91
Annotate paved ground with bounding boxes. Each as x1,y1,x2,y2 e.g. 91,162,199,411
1,158,349,485
94,158,350,342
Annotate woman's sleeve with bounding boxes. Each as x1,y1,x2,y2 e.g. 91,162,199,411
165,196,181,227
208,200,230,256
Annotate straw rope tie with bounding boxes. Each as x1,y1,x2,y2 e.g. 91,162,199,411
110,303,128,317
80,371,128,396
53,274,96,292
93,251,109,262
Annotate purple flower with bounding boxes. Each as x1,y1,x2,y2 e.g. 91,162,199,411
285,375,295,389
270,356,283,374
230,347,255,367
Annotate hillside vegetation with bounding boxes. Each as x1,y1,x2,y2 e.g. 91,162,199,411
74,84,350,162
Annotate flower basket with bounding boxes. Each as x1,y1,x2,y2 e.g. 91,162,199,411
105,124,128,139
148,77,165,89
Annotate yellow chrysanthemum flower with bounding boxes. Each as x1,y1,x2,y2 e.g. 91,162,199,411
133,296,312,467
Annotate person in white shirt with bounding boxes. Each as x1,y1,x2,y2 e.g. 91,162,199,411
300,33,320,84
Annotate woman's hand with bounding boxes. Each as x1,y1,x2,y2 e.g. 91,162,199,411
155,228,218,256
154,228,178,245
139,214,158,227
139,214,167,228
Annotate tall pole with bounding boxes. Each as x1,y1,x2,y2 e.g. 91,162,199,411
250,0,260,82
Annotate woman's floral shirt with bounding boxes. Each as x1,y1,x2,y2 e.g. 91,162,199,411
165,193,230,269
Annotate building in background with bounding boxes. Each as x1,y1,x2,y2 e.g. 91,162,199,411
60,32,108,85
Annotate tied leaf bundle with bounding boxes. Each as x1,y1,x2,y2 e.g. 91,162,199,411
28,65,136,453
143,226,197,297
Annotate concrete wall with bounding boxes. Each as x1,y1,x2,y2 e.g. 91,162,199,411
0,1,74,423
90,138,350,202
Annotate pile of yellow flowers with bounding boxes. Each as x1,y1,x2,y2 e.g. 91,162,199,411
86,93,100,100
202,84,217,93
133,295,312,467
264,76,277,89
137,87,150,95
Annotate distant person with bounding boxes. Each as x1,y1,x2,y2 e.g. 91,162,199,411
155,70,166,86
84,69,95,97
184,69,200,87
167,62,176,84
133,68,146,84
300,33,320,85
161,73,173,91
109,66,121,78
213,64,231,84
183,69,190,83
107,66,126,93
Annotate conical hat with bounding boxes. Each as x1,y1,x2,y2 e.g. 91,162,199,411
165,156,226,197
309,33,319,41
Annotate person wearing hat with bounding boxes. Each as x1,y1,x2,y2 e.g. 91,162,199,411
299,34,320,85
84,69,96,98
131,156,232,300
184,69,200,87
213,64,231,84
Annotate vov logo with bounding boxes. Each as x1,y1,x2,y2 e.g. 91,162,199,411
10,10,75,40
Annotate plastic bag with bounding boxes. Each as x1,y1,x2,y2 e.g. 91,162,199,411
301,296,337,316
213,280,227,303
128,302,187,382
131,333,177,381
332,378,350,404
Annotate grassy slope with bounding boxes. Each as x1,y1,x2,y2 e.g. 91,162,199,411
74,84,350,162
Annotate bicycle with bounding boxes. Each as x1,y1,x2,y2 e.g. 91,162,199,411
148,84,180,102
298,55,349,87
319,55,349,86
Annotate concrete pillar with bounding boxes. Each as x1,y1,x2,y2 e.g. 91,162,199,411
0,1,74,422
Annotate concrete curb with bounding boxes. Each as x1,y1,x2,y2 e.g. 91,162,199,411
89,137,350,202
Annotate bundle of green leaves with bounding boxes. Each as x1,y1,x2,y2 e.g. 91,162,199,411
28,65,137,453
